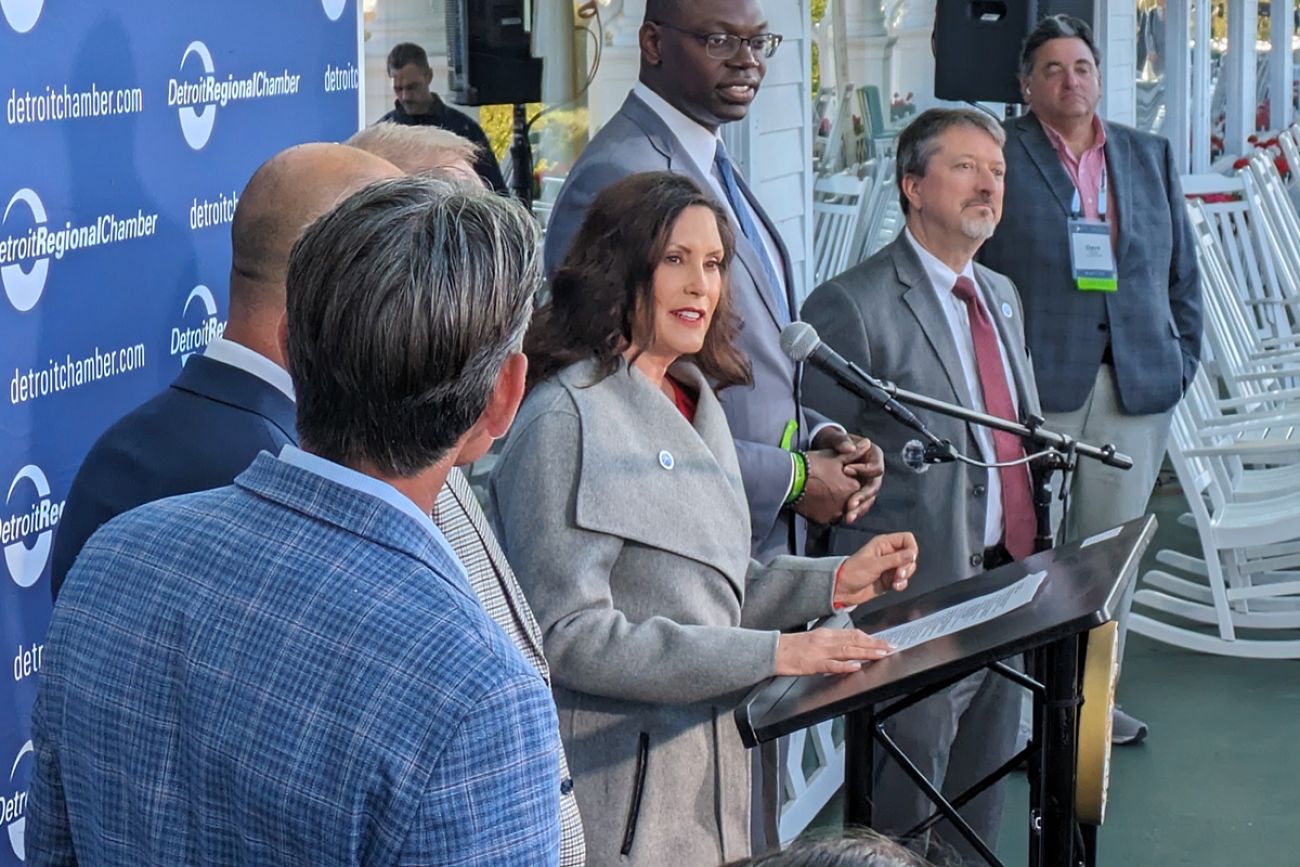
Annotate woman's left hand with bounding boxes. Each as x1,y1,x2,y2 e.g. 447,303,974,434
833,531,919,608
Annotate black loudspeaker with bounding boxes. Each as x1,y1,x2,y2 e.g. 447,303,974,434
933,1,1096,105
445,0,543,106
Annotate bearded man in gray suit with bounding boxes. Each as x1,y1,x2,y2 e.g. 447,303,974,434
544,0,883,563
802,108,1038,865
977,14,1201,746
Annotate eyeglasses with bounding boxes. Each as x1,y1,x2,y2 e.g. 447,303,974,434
651,21,783,60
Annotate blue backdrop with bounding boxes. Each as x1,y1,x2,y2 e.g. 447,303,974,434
0,2,361,860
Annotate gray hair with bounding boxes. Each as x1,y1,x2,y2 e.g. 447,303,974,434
1020,14,1101,79
895,108,1006,214
725,829,934,867
347,123,480,176
285,175,541,476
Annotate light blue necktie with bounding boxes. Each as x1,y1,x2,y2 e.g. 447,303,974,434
713,141,790,324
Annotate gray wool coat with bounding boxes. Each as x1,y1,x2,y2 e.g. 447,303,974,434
490,358,843,866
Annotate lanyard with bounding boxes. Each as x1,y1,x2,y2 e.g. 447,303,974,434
1069,164,1108,221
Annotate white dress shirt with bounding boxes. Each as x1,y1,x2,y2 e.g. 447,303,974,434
203,336,295,401
904,228,1019,548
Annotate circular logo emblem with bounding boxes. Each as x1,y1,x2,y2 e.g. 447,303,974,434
0,0,43,34
658,450,674,471
178,41,218,151
1,188,50,313
321,0,347,21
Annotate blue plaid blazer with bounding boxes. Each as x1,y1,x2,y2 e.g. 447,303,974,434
27,453,562,866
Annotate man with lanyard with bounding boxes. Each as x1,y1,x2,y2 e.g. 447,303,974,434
979,14,1201,746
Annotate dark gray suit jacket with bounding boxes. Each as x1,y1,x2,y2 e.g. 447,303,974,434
801,237,1040,598
50,354,296,598
978,112,1201,415
543,92,824,560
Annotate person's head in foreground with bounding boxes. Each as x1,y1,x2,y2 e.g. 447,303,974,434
725,830,935,867
286,174,540,475
526,170,750,391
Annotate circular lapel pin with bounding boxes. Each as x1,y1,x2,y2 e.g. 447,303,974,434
1000,301,1014,319
658,450,674,470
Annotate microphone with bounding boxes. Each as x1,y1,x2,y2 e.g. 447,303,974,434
780,322,929,434
901,439,930,474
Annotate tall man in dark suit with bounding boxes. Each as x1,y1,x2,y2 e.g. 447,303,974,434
803,108,1038,864
27,176,563,866
50,143,401,597
545,0,883,564
977,14,1201,745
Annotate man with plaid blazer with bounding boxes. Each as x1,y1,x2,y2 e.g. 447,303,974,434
27,177,565,865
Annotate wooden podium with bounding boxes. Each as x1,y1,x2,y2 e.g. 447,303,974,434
735,516,1155,867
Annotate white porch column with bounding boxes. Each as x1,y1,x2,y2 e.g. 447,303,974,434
842,1,891,95
1225,0,1259,156
1271,0,1295,131
1095,0,1137,127
586,0,643,133
890,2,935,111
1191,0,1213,171
1165,0,1191,172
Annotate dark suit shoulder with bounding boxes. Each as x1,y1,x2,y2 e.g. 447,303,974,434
1103,118,1166,151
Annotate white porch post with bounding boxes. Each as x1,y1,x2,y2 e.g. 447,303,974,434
1271,0,1295,131
1191,0,1213,171
1225,0,1259,155
1165,0,1192,172
842,1,891,97
1094,0,1138,127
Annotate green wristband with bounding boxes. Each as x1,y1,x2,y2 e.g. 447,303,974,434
785,450,808,505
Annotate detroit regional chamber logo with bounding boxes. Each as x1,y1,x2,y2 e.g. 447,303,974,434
3,464,64,589
172,284,225,365
168,40,303,151
3,740,32,860
0,187,159,313
0,0,43,33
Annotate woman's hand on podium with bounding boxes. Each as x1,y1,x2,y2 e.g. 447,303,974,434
774,628,893,676
833,531,919,608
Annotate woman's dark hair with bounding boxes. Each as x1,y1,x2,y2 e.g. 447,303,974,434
525,171,752,392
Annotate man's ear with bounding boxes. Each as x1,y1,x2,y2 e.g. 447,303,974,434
640,21,663,66
900,174,923,214
277,315,290,367
481,352,529,442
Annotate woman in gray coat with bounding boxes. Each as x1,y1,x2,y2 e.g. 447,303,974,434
491,173,918,866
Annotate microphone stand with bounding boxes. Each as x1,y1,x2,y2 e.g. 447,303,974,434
838,357,1131,553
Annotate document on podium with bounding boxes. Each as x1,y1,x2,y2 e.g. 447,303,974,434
875,570,1048,653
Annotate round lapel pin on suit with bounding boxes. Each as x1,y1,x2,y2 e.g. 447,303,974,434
1000,302,1014,319
658,450,674,470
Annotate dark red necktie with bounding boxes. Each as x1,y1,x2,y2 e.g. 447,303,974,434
951,276,1035,559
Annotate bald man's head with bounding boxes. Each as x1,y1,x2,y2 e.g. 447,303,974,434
229,143,400,317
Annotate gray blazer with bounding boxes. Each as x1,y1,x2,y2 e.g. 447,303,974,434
977,112,1201,415
490,358,841,865
544,91,828,561
801,237,1041,597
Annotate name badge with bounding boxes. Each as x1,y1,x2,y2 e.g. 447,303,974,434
1068,218,1117,292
